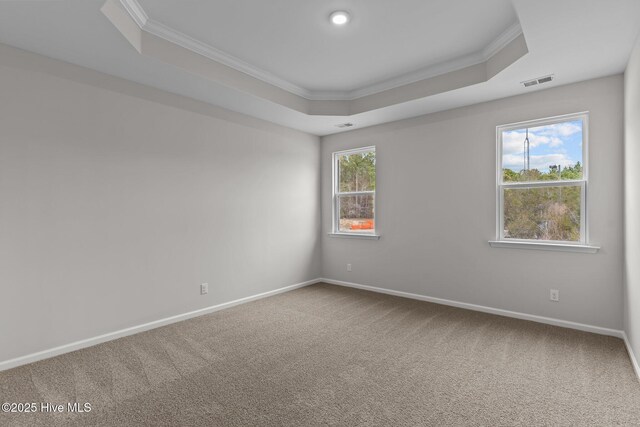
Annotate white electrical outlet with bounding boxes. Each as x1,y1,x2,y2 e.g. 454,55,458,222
200,283,209,295
347,264,352,272
550,289,559,302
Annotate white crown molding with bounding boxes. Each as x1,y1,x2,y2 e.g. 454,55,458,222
340,23,523,100
119,0,313,99
119,0,523,101
142,18,314,99
483,22,523,60
119,0,147,27
341,51,487,100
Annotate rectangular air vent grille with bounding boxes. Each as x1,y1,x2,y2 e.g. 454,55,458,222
522,75,554,88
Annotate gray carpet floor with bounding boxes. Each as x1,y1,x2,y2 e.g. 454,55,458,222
2,283,640,426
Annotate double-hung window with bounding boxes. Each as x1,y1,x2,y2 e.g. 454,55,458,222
495,113,595,250
332,147,376,236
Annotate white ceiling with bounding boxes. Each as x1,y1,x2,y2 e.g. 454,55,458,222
0,0,639,136
137,0,517,94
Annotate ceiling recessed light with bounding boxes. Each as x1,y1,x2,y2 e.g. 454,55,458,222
330,11,350,26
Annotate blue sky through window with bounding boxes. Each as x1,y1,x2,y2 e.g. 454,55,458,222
502,120,583,173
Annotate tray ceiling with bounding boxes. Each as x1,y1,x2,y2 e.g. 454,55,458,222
103,0,528,115
135,0,520,98
0,0,639,135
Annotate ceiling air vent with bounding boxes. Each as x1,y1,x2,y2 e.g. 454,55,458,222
522,75,554,88
336,123,354,128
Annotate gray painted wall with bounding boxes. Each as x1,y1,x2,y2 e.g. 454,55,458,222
322,76,624,330
0,44,628,365
625,36,640,356
0,52,321,362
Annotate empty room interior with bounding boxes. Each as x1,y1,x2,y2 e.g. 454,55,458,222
3,0,640,425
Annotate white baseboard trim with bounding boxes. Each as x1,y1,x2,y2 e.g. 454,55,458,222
622,332,640,380
319,278,624,338
0,278,321,372
4,277,636,380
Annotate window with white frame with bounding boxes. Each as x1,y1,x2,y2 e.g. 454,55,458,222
496,113,588,244
333,147,376,235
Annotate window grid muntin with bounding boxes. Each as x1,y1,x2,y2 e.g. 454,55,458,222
332,146,376,234
496,112,588,245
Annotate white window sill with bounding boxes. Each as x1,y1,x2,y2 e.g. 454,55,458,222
328,233,381,240
488,240,600,253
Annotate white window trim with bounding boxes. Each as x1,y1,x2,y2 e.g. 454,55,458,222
492,112,599,253
329,146,380,239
